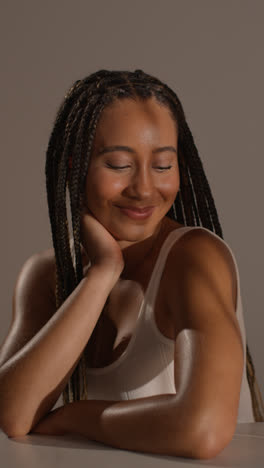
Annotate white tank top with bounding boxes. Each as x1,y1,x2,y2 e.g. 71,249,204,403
71,226,255,423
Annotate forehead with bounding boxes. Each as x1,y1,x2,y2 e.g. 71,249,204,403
93,97,178,147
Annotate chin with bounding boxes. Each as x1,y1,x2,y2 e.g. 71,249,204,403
108,220,161,243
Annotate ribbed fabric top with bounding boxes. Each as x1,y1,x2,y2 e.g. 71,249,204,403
71,226,255,423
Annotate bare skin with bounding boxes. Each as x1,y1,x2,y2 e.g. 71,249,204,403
73,214,184,368
82,96,181,260
0,96,242,459
68,96,185,367
0,96,185,433
20,95,236,369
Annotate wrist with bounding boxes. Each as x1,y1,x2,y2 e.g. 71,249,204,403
85,262,122,285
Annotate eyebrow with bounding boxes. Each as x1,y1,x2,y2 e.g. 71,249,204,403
97,145,177,156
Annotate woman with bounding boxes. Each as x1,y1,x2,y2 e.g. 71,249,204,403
0,69,263,459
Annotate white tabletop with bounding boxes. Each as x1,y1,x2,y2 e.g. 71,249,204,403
1,423,264,468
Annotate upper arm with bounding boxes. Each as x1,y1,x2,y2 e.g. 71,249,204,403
0,249,56,369
165,229,244,455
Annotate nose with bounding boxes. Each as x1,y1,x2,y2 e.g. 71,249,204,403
126,166,154,199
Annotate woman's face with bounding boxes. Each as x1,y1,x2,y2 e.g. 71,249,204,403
83,96,180,247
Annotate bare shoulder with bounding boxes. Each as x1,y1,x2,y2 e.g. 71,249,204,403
166,226,237,286
164,227,239,333
39,247,57,300
21,247,57,309
0,247,57,368
12,247,57,324
29,243,90,304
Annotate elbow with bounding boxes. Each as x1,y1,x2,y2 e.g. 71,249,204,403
4,427,30,439
0,388,30,437
191,431,231,460
169,417,235,460
0,418,30,438
0,407,33,438
189,422,235,460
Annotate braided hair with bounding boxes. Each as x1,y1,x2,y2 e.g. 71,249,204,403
45,69,264,421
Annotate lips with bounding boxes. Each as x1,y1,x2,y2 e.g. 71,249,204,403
117,205,155,220
117,205,154,213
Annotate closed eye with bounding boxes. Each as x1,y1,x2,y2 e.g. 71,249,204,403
106,164,172,171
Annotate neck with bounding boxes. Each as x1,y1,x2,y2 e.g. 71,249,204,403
119,219,166,279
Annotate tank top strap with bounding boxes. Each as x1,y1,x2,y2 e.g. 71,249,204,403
144,226,195,310
144,226,241,314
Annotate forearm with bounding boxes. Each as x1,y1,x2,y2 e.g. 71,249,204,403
32,394,200,458
66,395,176,455
0,266,117,436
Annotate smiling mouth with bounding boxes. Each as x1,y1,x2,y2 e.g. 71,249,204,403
117,205,154,211
117,206,155,220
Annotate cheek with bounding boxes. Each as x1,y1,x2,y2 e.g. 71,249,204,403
158,173,180,201
85,168,124,202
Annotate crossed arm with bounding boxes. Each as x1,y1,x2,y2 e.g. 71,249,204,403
30,231,244,460
30,393,202,458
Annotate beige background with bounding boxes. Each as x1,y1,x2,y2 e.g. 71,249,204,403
1,0,263,400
